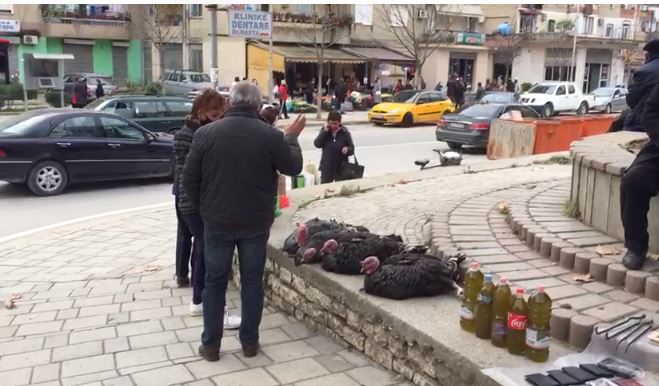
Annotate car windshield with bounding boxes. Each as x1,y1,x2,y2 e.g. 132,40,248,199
189,74,210,83
403,93,422,103
528,85,557,94
592,88,615,97
393,91,416,103
0,114,49,136
482,93,514,103
458,104,501,117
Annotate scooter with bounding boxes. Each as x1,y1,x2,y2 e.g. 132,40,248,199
415,148,463,170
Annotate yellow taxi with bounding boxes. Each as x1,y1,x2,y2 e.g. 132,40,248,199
368,91,455,127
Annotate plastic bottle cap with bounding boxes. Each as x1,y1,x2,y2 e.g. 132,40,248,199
484,274,493,282
470,262,480,269
516,288,524,295
537,286,545,293
499,278,508,284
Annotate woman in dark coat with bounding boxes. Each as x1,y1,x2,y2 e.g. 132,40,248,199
95,79,105,99
73,78,88,108
314,110,355,183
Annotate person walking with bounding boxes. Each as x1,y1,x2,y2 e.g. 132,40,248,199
73,78,88,108
475,82,485,102
446,75,456,104
334,79,346,112
619,73,659,270
278,80,289,120
625,39,659,132
314,110,355,183
95,78,105,99
182,82,304,362
372,77,382,104
306,78,315,104
454,77,466,110
434,81,444,92
173,90,241,331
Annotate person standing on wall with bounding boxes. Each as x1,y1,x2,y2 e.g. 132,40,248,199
278,80,289,120
314,110,355,184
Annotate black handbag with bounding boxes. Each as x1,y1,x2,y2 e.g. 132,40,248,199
338,155,364,180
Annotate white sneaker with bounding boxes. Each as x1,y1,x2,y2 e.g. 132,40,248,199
189,302,203,317
224,308,241,330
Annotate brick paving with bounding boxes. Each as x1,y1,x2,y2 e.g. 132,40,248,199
0,210,410,386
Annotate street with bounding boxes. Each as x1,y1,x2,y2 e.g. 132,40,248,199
0,122,487,238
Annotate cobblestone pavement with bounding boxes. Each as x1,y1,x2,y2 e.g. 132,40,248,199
0,210,411,386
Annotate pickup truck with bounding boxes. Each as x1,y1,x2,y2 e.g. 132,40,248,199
520,81,595,118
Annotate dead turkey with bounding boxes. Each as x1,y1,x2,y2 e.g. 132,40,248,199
361,252,466,300
282,219,369,255
319,236,411,274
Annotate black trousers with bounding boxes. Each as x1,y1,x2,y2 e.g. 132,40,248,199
175,197,193,279
181,213,205,305
621,145,659,255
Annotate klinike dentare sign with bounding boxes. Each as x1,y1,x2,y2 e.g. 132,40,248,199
229,11,272,38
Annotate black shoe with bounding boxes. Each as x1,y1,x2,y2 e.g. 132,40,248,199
622,250,646,270
242,341,260,358
176,276,190,287
198,345,220,362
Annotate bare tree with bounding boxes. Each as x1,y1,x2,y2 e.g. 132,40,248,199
298,5,351,119
545,19,576,81
139,5,183,94
490,33,523,85
375,5,455,89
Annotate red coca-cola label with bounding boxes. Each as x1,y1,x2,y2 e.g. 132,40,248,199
508,312,528,330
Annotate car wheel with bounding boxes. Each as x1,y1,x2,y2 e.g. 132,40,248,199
542,103,554,118
447,142,463,151
402,113,414,127
604,104,612,114
27,161,68,196
577,102,588,116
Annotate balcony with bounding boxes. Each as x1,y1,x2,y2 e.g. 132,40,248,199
40,5,131,40
272,11,352,44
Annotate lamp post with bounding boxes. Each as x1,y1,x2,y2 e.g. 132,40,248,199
207,5,218,88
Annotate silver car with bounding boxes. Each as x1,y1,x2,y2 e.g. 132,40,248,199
164,70,214,97
589,87,628,114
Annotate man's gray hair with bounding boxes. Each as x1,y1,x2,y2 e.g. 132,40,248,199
230,82,262,110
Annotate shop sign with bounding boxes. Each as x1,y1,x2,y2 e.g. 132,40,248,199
456,32,485,46
0,20,20,33
228,10,271,38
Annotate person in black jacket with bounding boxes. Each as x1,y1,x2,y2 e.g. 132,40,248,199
334,79,347,111
619,78,659,270
182,82,303,362
624,39,659,132
314,110,355,183
95,79,104,99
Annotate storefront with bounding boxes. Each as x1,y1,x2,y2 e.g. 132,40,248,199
0,19,22,84
341,46,414,89
583,48,612,93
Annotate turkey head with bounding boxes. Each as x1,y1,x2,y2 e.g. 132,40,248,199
360,256,381,275
295,223,309,247
320,239,339,256
294,247,319,266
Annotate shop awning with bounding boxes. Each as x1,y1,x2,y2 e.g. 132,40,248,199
273,44,365,64
341,46,414,64
31,53,75,60
436,5,484,20
248,43,285,73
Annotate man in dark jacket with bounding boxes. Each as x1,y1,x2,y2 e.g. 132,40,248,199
334,79,346,111
182,82,304,361
624,39,659,132
620,78,659,270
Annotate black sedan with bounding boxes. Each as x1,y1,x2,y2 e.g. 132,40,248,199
436,103,539,150
0,110,173,196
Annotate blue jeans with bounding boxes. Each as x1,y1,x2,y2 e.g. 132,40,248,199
201,225,270,348
175,197,193,279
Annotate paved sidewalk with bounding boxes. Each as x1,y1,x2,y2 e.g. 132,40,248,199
0,210,410,386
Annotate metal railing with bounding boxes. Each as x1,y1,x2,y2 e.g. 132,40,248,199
41,5,131,24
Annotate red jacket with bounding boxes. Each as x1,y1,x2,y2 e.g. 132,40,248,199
278,84,289,101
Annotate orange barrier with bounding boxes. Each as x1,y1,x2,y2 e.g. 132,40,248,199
532,115,616,154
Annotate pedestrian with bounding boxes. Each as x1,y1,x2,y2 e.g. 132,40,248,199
394,79,403,94
475,82,485,102
334,79,346,112
454,77,466,109
485,78,492,92
434,81,443,92
624,39,659,132
373,77,382,104
182,82,304,362
95,78,105,99
174,90,243,330
446,75,456,103
73,77,88,108
506,78,514,93
278,80,289,119
306,78,315,104
619,76,659,270
231,76,240,89
252,78,258,85
314,110,355,184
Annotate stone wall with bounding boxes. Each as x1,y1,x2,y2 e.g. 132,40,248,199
233,246,501,386
570,132,659,254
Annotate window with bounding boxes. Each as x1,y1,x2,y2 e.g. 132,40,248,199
584,16,595,35
544,66,576,81
417,93,432,104
189,45,203,72
389,5,409,27
105,101,134,119
556,86,566,95
290,4,314,15
189,4,202,17
518,106,539,118
100,117,145,141
622,22,631,39
49,117,102,138
355,4,373,26
606,24,613,37
165,101,193,117
134,101,167,118
568,85,576,94
429,92,446,102
167,72,179,81
547,20,555,33
467,17,478,33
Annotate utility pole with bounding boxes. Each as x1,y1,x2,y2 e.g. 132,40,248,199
570,8,579,82
207,5,218,88
268,6,274,103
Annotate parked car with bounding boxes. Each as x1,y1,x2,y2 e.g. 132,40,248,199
381,89,418,103
187,85,231,100
436,103,539,150
368,91,455,127
520,81,594,118
164,70,214,96
63,73,116,103
85,95,192,133
588,87,628,114
0,110,173,196
480,92,518,104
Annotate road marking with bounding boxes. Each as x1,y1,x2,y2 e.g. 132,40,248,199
0,202,171,245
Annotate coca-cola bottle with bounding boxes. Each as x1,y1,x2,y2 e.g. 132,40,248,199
506,287,528,355
526,286,552,362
